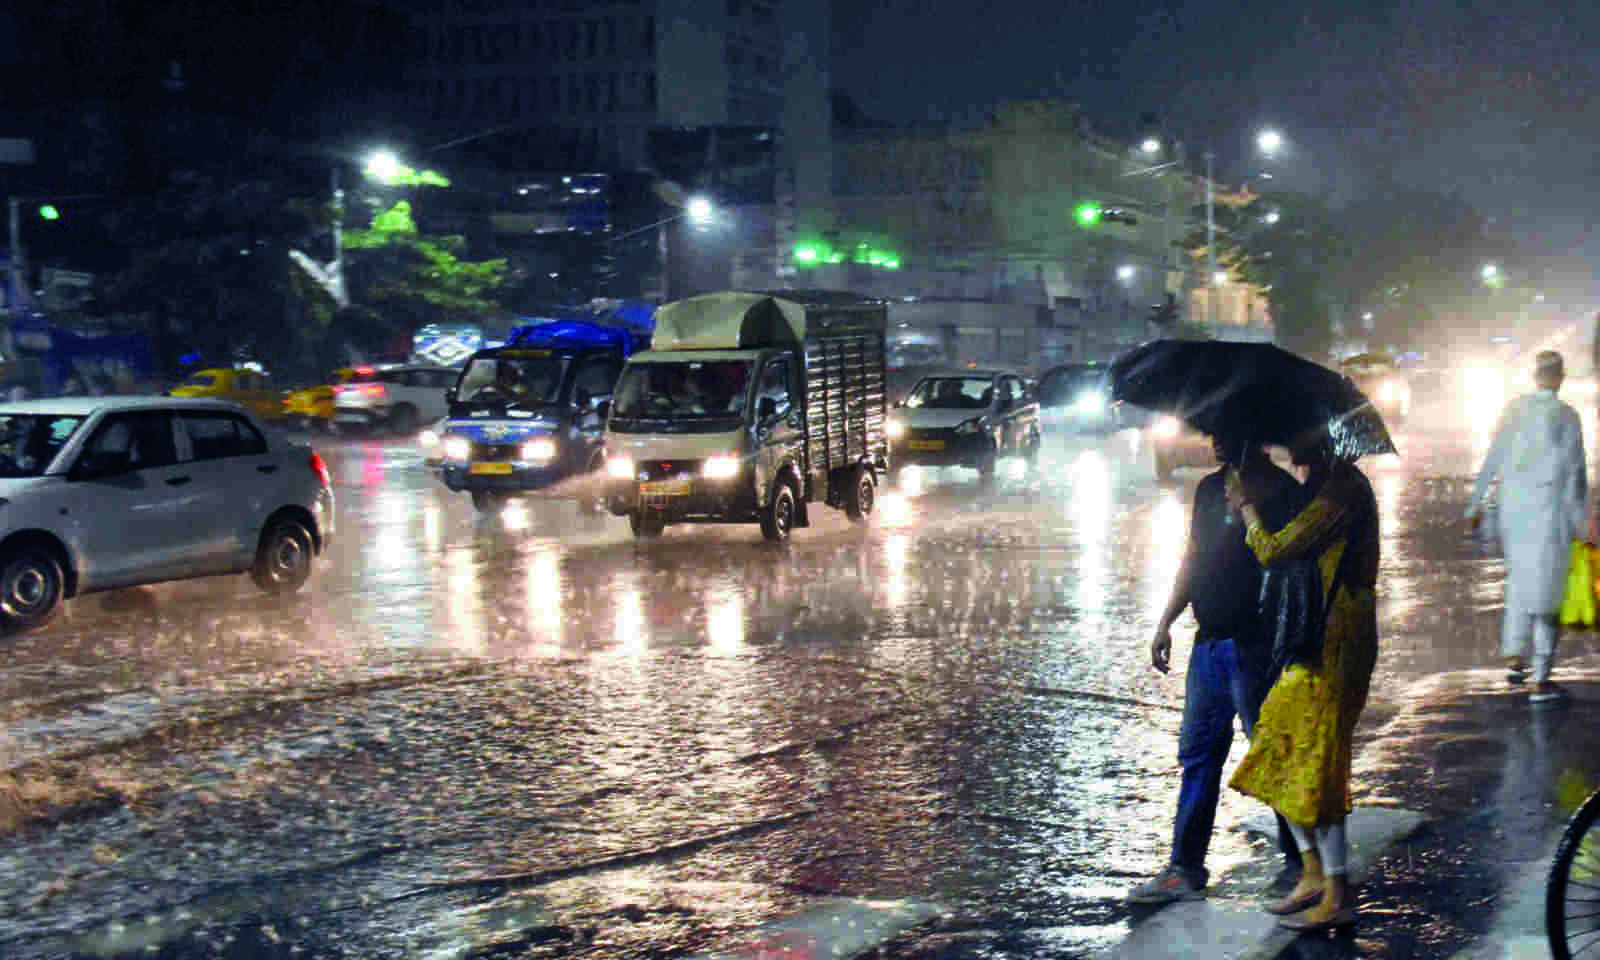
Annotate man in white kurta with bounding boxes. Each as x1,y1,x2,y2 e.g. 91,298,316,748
1466,351,1588,702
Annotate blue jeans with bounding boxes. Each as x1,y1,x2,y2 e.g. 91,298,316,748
1170,636,1290,884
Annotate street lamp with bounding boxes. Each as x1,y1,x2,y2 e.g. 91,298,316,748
686,194,715,228
1117,264,1137,283
1140,137,1161,156
1257,128,1284,157
364,149,402,184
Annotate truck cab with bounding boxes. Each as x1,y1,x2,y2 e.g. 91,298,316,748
603,290,888,541
436,321,641,512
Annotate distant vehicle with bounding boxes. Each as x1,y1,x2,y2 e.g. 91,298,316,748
887,369,1040,483
437,321,645,513
1146,414,1215,482
169,367,284,422
1340,352,1410,425
281,367,358,431
332,365,456,434
0,397,335,634
1036,363,1138,435
604,290,889,541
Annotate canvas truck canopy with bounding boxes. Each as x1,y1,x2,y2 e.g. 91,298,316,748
651,293,808,351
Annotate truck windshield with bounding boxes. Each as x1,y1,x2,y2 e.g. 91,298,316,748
906,377,993,410
455,353,567,405
612,360,752,420
0,414,86,478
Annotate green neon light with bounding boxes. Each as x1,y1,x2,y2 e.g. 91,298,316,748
38,205,59,220
1075,203,1100,227
794,246,820,264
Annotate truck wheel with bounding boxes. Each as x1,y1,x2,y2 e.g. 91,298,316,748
629,511,665,538
0,548,64,635
845,466,876,523
389,404,419,435
250,520,314,595
471,490,506,513
761,480,797,542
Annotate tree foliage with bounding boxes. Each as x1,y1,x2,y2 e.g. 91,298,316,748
340,201,509,335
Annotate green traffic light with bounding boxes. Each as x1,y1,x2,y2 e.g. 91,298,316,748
38,204,59,220
1075,203,1100,227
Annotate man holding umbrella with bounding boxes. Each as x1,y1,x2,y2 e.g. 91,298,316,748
1466,350,1587,703
1127,430,1307,904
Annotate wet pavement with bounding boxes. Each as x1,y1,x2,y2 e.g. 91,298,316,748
1,407,1597,958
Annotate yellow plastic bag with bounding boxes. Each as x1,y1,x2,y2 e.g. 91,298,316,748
1560,540,1597,629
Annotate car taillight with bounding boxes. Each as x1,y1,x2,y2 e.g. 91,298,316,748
309,450,331,487
363,384,385,397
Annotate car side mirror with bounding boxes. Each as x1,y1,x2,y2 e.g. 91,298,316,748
444,387,457,404
757,396,778,421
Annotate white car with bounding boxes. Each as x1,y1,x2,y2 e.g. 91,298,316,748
332,365,457,434
0,397,336,634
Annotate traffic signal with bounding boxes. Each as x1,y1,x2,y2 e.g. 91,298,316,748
1075,203,1138,227
37,204,59,220
1074,203,1101,227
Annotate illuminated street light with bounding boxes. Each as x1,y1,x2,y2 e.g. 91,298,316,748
1362,312,1374,322
1481,263,1499,281
1263,209,1281,224
1212,271,1229,286
1117,264,1136,283
365,149,402,183
1257,128,1284,156
1140,137,1161,155
687,195,715,226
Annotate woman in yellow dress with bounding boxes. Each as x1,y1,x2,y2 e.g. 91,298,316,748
1224,429,1380,931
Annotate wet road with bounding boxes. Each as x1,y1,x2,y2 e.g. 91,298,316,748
2,405,1596,958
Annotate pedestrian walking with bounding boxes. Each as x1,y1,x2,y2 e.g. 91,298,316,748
1465,350,1587,703
1225,427,1380,931
1126,433,1306,905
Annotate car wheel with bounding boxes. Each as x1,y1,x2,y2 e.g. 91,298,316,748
471,490,506,513
0,548,64,635
761,480,797,542
250,520,314,595
629,511,665,538
844,466,875,523
389,404,419,435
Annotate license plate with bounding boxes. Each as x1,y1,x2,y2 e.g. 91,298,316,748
470,462,514,475
909,439,945,451
640,477,692,496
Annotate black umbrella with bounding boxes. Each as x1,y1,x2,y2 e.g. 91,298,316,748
1108,339,1396,462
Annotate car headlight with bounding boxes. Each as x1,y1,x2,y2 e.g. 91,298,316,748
887,417,906,438
1153,415,1181,439
1075,390,1106,414
443,435,471,461
955,417,983,435
520,437,557,463
419,428,439,449
702,455,741,479
606,456,635,479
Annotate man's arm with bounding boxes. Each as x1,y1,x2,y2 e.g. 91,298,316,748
1468,399,1519,524
1151,493,1201,674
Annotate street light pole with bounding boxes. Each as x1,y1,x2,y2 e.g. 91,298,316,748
7,196,20,313
1205,150,1216,330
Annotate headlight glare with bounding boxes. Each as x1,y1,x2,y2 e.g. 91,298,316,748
1153,416,1181,439
702,455,741,479
1075,390,1106,414
520,437,557,462
886,418,906,438
419,429,439,448
443,435,470,461
606,456,635,479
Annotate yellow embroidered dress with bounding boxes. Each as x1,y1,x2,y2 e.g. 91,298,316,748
1229,461,1380,827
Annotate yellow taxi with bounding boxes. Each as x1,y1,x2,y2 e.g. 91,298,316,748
168,367,284,422
281,367,360,431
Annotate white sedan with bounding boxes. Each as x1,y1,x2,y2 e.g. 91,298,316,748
0,397,336,634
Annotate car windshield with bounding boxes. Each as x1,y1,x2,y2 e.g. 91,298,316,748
454,353,567,405
1038,367,1106,407
611,360,752,419
906,377,994,410
179,373,216,388
0,414,86,478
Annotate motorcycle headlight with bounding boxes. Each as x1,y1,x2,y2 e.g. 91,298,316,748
887,417,906,438
606,456,635,479
702,455,741,479
955,417,983,435
520,437,557,463
1075,390,1106,414
1153,416,1181,439
443,435,471,461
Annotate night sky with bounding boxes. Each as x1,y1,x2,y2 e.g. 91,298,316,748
834,0,1600,295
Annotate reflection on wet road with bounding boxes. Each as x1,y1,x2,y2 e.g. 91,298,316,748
1,415,1593,957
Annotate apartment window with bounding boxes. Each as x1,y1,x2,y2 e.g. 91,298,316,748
568,74,581,112
606,72,618,112
587,75,600,111
568,21,580,59
604,17,616,53
642,16,655,54
585,20,597,57
643,72,655,109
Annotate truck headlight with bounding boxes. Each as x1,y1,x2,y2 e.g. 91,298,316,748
955,417,983,435
887,417,906,438
606,456,635,479
520,437,557,463
443,435,471,461
702,455,741,479
1153,416,1181,439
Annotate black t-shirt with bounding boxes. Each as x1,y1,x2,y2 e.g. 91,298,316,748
1187,465,1303,645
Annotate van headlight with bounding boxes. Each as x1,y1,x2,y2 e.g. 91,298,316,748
606,456,635,479
702,455,741,479
520,437,557,463
419,428,440,450
443,435,471,461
